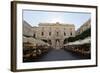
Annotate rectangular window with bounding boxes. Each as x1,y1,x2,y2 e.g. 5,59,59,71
49,32,51,36
41,32,44,36
70,32,72,35
33,33,36,38
64,32,66,36
57,32,59,36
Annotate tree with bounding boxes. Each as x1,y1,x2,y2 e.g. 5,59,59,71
64,28,91,44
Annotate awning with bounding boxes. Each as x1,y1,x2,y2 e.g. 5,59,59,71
64,37,91,46
23,37,50,46
80,37,91,44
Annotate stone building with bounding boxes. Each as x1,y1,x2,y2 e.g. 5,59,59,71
76,19,91,35
23,20,33,37
23,21,75,49
32,22,75,49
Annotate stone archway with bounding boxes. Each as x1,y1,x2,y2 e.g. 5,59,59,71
55,39,60,49
48,40,52,45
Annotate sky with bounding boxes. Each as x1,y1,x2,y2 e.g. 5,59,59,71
23,10,91,30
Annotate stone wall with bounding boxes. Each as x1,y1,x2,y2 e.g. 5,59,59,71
76,19,91,35
23,21,33,37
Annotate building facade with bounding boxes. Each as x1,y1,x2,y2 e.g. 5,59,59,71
23,20,33,37
76,19,91,35
23,21,75,49
32,22,75,49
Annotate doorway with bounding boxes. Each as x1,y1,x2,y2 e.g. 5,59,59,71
55,39,60,49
